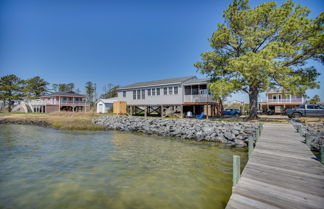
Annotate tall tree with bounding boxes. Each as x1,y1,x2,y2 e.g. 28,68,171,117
24,76,49,99
308,95,320,104
85,81,95,103
101,84,119,99
57,83,74,92
195,0,323,119
0,74,24,112
67,83,74,91
52,84,59,92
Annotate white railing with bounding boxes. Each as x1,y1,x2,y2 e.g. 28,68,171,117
184,94,215,103
261,98,304,104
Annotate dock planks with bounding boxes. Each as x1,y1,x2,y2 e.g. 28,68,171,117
226,123,324,209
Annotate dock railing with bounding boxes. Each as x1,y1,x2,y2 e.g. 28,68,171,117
232,123,263,187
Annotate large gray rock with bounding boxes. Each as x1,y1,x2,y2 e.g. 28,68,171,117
93,116,259,147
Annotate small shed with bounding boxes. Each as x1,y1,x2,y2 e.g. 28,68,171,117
96,97,119,113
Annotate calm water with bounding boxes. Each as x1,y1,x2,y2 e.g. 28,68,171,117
0,124,247,209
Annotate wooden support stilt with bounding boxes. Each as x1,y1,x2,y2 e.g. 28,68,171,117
206,104,209,119
180,105,183,118
144,106,147,118
161,105,164,118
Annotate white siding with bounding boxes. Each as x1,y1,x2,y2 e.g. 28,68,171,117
118,85,183,105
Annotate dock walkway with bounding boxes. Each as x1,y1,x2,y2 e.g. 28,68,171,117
226,123,324,209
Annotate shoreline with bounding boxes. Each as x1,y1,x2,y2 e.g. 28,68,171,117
0,113,106,131
93,115,259,147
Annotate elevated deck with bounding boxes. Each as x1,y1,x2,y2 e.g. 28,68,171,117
226,123,324,209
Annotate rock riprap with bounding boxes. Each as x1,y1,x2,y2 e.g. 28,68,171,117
291,120,324,151
93,116,259,147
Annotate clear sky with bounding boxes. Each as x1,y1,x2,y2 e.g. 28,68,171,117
1,0,323,101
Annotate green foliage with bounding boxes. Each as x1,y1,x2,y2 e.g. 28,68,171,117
85,81,96,102
24,76,49,99
195,0,323,119
308,94,320,104
101,84,119,99
0,74,24,112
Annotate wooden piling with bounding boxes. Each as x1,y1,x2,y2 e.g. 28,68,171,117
305,133,311,148
320,146,324,165
248,138,254,159
297,125,301,133
256,127,260,141
233,155,240,187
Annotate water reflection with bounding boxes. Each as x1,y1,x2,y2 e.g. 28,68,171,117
0,124,247,209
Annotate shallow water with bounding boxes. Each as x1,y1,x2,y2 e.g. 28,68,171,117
0,124,247,209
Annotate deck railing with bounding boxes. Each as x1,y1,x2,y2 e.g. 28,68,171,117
184,94,215,103
260,98,304,104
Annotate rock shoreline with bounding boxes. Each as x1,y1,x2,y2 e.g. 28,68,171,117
291,120,324,151
93,116,259,147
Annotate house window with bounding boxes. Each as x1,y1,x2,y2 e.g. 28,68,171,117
133,90,136,100
174,86,178,94
185,86,191,95
164,87,167,95
157,88,160,96
152,88,155,96
169,87,173,95
123,91,126,97
192,85,198,95
142,89,145,99
137,90,141,99
148,89,151,96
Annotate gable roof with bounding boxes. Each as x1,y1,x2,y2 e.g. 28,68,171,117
41,91,85,97
97,97,119,104
118,76,196,90
183,78,210,85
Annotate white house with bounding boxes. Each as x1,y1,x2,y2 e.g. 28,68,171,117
96,97,119,113
117,76,218,117
259,89,305,113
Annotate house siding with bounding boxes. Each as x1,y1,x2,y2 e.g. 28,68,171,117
118,84,183,105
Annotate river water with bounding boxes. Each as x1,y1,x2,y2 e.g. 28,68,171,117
0,124,247,209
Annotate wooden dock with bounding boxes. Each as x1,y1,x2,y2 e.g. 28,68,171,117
226,123,324,209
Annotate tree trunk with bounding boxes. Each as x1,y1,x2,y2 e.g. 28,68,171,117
8,99,12,112
247,87,259,120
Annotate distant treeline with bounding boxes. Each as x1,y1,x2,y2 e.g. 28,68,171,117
0,74,119,112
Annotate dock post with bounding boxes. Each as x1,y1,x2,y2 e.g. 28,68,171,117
256,126,260,141
233,155,240,187
248,137,254,159
297,125,301,133
305,133,311,148
320,146,324,165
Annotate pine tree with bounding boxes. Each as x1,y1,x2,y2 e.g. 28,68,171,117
195,0,323,119
0,74,24,112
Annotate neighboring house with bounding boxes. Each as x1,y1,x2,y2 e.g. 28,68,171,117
259,89,305,113
117,76,218,117
96,97,118,113
15,91,89,113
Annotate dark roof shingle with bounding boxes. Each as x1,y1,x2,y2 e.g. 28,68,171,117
41,91,85,97
118,76,196,90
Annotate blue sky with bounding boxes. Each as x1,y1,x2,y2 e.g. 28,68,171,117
0,0,323,101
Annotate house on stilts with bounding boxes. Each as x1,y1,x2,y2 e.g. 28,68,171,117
117,76,218,118
16,91,89,113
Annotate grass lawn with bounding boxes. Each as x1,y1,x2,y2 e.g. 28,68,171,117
0,112,109,130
